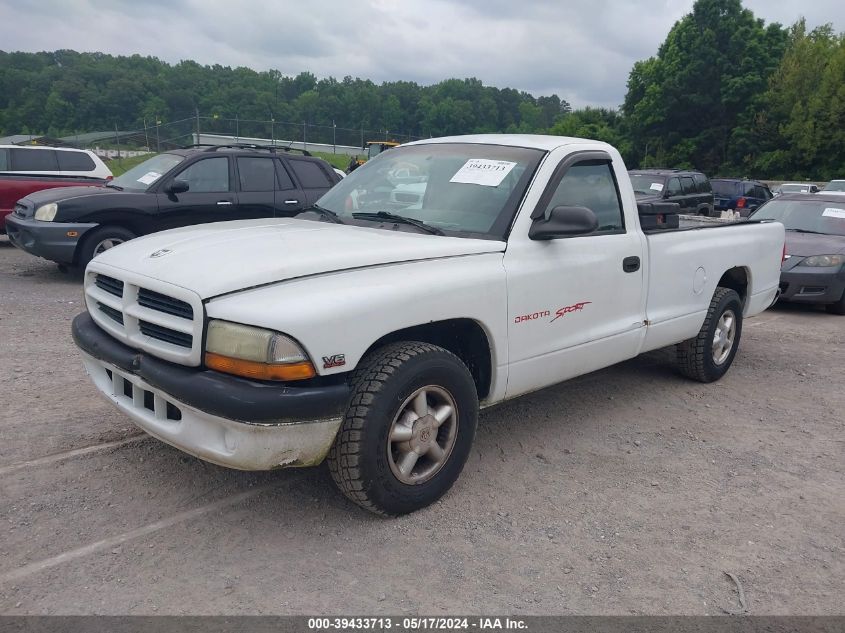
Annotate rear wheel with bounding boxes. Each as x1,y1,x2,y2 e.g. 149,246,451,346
76,226,136,269
677,287,743,382
328,341,478,516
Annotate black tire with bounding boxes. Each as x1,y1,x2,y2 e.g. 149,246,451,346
76,226,136,269
825,290,845,315
327,341,478,516
676,287,743,383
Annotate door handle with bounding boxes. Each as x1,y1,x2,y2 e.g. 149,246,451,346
283,199,300,205
623,256,640,273
216,201,233,206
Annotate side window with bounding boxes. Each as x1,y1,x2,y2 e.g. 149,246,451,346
10,148,59,171
681,176,696,194
693,174,710,193
57,150,96,172
237,157,276,192
275,161,295,190
666,177,682,196
542,160,624,233
288,159,333,188
0,148,8,170
174,157,229,193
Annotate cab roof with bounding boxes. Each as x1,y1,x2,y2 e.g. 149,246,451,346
405,134,614,153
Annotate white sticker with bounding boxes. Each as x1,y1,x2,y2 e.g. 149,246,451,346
650,182,664,192
450,159,517,187
822,208,845,219
137,171,161,185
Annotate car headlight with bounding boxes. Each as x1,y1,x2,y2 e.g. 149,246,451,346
799,254,845,267
34,203,58,221
204,320,316,381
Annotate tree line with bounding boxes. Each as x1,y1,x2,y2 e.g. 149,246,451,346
0,0,842,179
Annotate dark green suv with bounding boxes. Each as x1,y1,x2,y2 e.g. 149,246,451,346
629,169,715,216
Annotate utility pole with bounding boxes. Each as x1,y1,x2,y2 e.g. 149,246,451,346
155,117,160,153
303,121,306,151
114,123,121,165
332,120,336,154
195,107,201,145
143,118,150,151
235,113,239,142
271,117,275,146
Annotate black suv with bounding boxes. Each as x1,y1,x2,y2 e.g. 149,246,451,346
7,144,341,269
629,169,714,216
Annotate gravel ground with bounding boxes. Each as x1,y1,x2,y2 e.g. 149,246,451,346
0,236,843,615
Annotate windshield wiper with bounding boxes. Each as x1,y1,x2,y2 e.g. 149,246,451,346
786,228,826,234
352,211,444,235
296,204,344,224
104,181,123,190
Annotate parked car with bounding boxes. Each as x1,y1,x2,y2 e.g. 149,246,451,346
71,134,784,515
711,178,772,216
1,173,107,234
6,144,341,270
750,194,845,314
629,169,714,216
773,183,819,196
0,145,112,180
821,180,845,195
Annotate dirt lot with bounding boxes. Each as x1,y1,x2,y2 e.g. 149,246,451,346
0,236,842,616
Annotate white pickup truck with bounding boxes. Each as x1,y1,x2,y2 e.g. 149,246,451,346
72,134,785,515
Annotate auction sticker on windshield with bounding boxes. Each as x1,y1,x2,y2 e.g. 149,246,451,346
450,159,517,187
650,182,664,192
822,208,845,219
137,171,162,185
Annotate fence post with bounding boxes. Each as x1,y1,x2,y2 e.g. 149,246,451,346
195,107,201,144
333,120,336,154
114,123,121,166
155,117,160,153
302,121,306,151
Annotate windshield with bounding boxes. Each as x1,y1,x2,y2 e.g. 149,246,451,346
752,199,845,237
711,180,740,196
822,180,845,192
111,153,184,191
629,174,665,195
314,143,544,239
780,184,811,193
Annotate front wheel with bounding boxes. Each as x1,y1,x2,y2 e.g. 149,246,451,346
676,287,743,382
327,342,478,515
76,226,136,270
826,289,845,315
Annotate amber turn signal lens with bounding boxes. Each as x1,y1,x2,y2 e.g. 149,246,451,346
205,352,316,381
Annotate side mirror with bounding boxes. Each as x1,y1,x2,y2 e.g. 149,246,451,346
165,179,189,195
529,205,598,240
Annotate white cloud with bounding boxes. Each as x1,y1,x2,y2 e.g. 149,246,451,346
0,0,842,108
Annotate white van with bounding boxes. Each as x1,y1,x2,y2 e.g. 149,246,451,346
0,145,112,179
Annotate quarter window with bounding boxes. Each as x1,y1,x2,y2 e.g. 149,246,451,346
57,150,96,172
289,159,332,188
10,148,59,171
693,173,710,192
175,157,229,193
681,177,696,194
542,160,624,233
237,157,276,192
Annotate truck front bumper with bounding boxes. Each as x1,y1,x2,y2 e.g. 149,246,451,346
5,214,97,264
72,312,349,470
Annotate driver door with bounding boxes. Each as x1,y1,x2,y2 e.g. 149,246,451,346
155,156,238,230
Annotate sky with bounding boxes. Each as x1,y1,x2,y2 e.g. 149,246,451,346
0,0,842,109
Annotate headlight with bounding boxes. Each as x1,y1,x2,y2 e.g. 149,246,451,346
34,203,58,221
799,254,845,267
204,320,316,381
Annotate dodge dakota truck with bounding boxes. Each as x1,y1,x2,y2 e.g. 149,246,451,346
71,134,785,515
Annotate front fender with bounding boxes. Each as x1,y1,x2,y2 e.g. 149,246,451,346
205,253,509,396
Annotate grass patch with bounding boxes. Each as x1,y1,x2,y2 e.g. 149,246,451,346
105,154,152,177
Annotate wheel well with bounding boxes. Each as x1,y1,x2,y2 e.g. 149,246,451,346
718,267,749,305
361,319,493,399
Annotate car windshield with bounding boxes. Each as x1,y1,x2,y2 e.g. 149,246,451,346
111,153,184,191
822,181,845,192
780,184,811,193
711,180,740,196
629,174,665,195
314,143,544,239
752,199,845,237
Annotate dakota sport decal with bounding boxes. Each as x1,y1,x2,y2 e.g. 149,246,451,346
514,301,592,324
550,301,592,323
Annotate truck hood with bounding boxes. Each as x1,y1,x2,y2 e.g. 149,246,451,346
94,218,505,299
784,231,845,257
